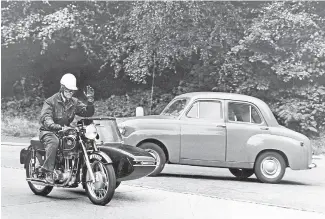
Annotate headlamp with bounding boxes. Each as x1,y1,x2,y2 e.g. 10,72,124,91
85,124,98,140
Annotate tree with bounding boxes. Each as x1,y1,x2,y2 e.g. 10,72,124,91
220,1,325,135
1,1,246,85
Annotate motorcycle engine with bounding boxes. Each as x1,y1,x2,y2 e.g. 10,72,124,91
62,135,79,159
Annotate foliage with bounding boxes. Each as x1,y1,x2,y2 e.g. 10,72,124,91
2,1,325,140
220,1,325,92
268,85,325,136
310,134,325,155
94,88,174,117
218,1,325,137
1,1,246,83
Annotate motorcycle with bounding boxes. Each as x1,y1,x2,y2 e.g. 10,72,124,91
20,118,117,206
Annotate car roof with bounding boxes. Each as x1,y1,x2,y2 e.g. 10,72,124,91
176,92,261,103
174,92,279,126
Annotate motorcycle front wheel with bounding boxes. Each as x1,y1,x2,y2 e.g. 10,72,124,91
85,160,116,206
26,154,53,196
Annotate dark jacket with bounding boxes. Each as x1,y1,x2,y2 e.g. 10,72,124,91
39,92,94,138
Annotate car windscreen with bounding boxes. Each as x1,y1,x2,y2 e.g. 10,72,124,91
160,98,189,117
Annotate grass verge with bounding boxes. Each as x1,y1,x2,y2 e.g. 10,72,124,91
1,116,39,137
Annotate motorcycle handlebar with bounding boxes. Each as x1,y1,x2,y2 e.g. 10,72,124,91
57,127,78,135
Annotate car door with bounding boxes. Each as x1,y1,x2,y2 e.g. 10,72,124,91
180,99,226,162
226,100,270,162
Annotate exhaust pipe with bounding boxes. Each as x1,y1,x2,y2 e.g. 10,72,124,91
26,174,73,187
26,178,49,186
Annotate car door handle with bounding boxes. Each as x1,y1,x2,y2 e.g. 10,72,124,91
216,125,226,128
260,127,269,130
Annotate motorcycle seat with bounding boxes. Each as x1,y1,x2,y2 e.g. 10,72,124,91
30,137,45,151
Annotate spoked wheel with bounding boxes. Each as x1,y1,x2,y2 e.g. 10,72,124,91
25,154,53,196
229,168,254,180
85,160,116,205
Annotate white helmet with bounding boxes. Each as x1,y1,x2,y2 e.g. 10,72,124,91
60,73,78,90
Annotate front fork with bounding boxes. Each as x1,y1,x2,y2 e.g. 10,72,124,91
79,139,96,183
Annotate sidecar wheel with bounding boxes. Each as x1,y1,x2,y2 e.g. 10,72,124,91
85,161,116,206
138,142,166,176
26,154,53,196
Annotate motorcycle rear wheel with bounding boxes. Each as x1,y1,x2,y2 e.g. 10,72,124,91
26,154,53,196
85,161,116,206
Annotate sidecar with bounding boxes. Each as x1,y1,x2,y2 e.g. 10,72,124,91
92,117,157,182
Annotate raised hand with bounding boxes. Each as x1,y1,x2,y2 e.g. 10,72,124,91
84,85,95,102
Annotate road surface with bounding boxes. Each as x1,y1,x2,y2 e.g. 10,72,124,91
1,144,325,219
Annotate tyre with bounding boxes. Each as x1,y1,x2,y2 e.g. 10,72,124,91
254,151,286,184
116,181,121,189
138,142,166,176
85,161,116,205
25,153,53,196
229,168,254,180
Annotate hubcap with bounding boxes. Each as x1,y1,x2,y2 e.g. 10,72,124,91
146,149,160,167
260,156,281,179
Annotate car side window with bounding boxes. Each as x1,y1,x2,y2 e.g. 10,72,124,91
186,100,223,120
228,102,262,124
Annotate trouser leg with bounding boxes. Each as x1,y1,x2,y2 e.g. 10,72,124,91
41,133,59,172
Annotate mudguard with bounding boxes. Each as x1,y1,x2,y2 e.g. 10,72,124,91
88,151,113,164
20,146,31,166
97,144,156,181
246,134,308,169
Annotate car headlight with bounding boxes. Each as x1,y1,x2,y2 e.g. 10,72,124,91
85,124,98,140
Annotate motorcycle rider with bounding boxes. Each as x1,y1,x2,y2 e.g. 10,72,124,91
38,73,95,184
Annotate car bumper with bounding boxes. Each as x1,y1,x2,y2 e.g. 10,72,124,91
308,163,317,169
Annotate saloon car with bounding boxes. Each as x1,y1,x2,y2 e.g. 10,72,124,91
118,92,317,184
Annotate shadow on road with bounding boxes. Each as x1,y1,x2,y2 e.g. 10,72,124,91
66,189,86,196
158,173,310,186
113,193,147,202
41,195,80,201
66,189,147,203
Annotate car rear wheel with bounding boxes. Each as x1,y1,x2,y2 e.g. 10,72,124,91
138,142,166,176
229,168,254,180
254,151,286,184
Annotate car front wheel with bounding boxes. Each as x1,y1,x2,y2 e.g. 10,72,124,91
254,151,286,184
138,142,166,176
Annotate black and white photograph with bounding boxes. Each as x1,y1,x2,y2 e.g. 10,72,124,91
1,0,325,218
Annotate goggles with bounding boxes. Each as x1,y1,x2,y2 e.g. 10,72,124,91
64,88,76,94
